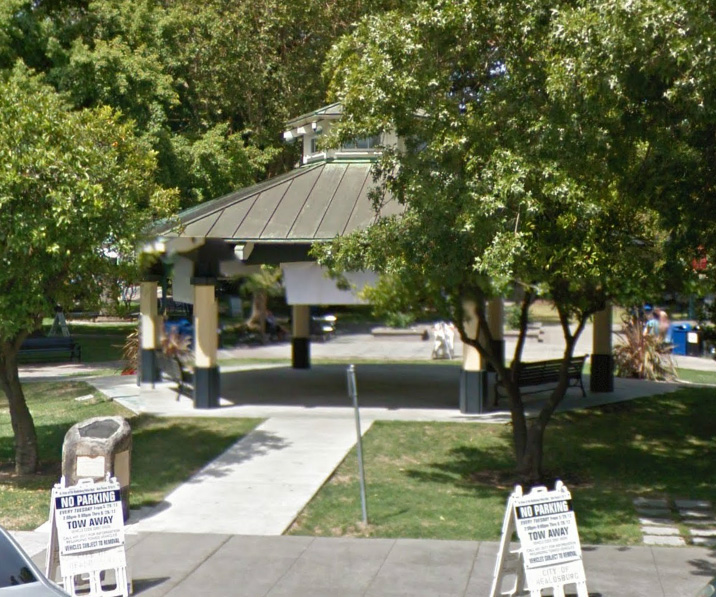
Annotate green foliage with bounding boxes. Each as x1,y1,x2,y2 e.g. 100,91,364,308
0,64,175,340
506,304,527,331
383,311,415,329
0,0,403,207
321,0,667,325
359,272,427,328
240,266,284,298
316,0,716,481
166,124,278,205
0,64,176,473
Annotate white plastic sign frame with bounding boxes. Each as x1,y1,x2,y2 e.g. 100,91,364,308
490,482,588,597
46,476,130,597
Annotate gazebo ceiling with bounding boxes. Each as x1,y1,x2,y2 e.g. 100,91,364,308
156,160,402,244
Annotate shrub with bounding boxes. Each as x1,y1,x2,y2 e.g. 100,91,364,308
384,311,415,329
506,303,528,330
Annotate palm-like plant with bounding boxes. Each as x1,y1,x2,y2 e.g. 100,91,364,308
122,329,139,374
161,327,192,362
613,314,676,381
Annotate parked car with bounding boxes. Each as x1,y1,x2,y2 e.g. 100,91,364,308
0,525,69,596
310,314,336,341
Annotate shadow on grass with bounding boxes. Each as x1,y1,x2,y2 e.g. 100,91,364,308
412,390,715,498
405,445,516,495
0,399,262,526
396,389,715,545
127,414,263,507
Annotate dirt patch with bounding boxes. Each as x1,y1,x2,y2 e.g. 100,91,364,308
468,468,593,490
0,460,61,482
468,469,518,490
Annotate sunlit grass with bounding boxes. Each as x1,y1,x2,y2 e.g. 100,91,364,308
290,388,716,545
0,381,260,529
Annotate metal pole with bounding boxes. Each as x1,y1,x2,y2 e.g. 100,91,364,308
346,364,368,525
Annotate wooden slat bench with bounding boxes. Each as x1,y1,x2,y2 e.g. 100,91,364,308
496,355,587,404
18,336,82,362
157,353,193,400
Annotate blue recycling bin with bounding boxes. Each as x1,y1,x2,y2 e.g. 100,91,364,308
669,323,691,356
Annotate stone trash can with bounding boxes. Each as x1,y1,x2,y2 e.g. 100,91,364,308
62,416,132,521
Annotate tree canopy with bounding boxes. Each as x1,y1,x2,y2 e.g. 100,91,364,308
0,64,175,473
316,0,713,482
0,0,402,207
0,0,408,475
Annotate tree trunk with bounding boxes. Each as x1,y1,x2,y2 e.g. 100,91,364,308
0,344,38,475
246,289,268,341
516,422,546,488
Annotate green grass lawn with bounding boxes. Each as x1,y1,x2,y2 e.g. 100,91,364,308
675,367,716,385
24,321,135,364
289,387,716,545
0,381,260,529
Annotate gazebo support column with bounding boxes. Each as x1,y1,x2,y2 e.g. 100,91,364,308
292,305,310,369
487,298,505,371
193,278,220,408
139,279,161,384
591,304,614,392
459,300,487,414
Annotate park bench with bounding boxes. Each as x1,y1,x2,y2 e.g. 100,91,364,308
495,355,587,404
156,352,193,400
18,336,82,362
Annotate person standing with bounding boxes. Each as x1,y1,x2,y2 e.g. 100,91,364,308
644,309,660,337
658,310,671,343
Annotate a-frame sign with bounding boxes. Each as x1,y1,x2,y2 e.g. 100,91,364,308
490,482,588,597
46,476,130,597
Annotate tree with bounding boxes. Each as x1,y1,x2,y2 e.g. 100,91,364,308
0,65,176,474
0,0,404,207
315,0,681,484
243,266,284,342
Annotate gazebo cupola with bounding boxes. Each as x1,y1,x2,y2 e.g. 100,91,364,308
282,102,399,166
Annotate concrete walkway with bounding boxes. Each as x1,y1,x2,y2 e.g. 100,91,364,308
99,536,716,596
15,534,716,596
131,416,372,535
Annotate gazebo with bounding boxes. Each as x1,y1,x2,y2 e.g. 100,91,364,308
138,104,615,411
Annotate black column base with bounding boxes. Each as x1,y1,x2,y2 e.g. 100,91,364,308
140,349,160,383
194,366,220,409
292,337,310,369
459,370,488,414
590,354,614,393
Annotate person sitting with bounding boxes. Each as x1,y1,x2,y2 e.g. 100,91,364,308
265,311,286,340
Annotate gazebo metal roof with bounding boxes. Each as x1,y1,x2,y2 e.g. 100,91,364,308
157,160,401,244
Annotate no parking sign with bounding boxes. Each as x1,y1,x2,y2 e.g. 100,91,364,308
46,477,130,597
490,482,588,597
